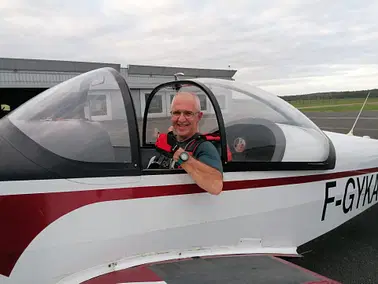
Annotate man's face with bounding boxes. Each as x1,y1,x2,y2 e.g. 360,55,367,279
171,93,202,141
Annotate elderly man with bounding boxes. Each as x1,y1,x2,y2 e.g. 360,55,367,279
156,91,223,195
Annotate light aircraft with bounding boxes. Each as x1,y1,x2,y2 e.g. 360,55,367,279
0,67,377,284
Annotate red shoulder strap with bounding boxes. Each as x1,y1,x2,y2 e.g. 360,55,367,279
201,132,221,141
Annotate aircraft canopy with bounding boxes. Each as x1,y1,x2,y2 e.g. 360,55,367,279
1,67,335,180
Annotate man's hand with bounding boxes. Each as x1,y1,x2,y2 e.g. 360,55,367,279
174,148,223,195
172,147,185,162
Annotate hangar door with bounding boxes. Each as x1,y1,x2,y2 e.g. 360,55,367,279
0,88,46,119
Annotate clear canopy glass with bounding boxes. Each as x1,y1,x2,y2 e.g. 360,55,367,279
7,68,332,165
8,68,131,163
192,78,331,163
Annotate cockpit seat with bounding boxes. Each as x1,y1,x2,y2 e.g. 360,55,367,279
36,120,117,163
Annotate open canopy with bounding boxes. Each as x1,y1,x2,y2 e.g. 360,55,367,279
143,77,335,168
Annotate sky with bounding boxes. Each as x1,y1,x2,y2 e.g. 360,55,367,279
1,0,378,95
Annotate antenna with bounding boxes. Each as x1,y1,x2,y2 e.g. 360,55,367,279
174,72,184,81
347,91,370,136
173,72,184,91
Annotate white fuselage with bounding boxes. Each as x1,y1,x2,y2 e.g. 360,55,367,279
0,131,378,284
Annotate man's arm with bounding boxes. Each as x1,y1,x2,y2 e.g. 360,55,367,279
173,147,223,195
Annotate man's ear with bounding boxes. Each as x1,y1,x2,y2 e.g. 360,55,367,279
198,111,203,119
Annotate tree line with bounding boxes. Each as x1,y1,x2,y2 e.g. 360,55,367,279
281,88,378,102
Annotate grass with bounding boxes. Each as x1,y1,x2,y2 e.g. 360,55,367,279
286,97,378,112
297,104,378,112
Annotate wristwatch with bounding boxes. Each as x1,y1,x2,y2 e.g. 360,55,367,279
176,151,189,166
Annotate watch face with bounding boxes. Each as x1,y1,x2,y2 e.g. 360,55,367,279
180,152,189,161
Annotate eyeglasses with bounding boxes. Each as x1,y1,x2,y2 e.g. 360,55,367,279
170,110,198,118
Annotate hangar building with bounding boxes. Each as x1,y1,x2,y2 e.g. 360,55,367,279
0,57,237,119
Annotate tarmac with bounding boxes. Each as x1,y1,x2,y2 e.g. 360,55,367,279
289,110,378,284
305,110,378,139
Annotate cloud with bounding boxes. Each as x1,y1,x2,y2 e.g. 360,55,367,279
0,0,378,95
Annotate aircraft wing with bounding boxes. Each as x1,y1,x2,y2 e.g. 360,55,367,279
82,254,340,284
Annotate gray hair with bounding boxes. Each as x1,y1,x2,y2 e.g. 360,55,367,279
171,92,201,112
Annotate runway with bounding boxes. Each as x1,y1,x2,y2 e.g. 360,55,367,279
289,110,378,284
305,110,378,139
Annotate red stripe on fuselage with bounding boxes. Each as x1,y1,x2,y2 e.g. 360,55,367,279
1,166,378,277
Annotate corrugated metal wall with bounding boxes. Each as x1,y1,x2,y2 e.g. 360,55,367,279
0,69,176,89
0,70,80,88
0,59,236,90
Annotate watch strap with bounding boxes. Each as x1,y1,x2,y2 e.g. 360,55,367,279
176,158,183,166
176,152,189,166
